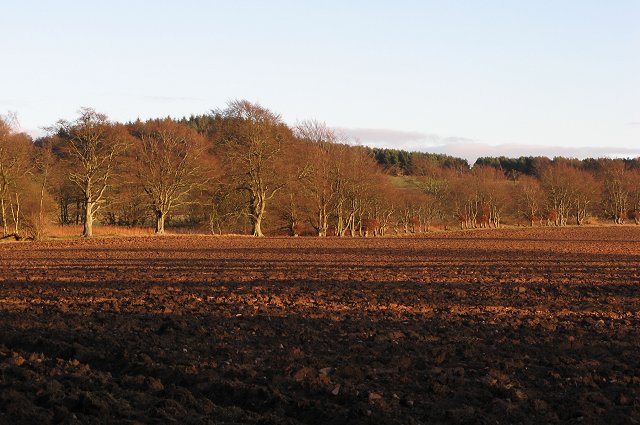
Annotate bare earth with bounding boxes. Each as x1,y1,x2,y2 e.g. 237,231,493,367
0,227,639,424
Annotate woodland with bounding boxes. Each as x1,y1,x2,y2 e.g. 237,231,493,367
1,100,639,240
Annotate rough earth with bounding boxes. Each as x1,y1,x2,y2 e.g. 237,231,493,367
0,226,639,424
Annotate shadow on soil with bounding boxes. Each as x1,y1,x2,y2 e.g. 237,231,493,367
1,278,639,424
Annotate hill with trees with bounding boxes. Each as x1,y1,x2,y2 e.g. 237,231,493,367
2,101,639,239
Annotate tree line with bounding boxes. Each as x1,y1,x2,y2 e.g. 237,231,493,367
1,100,639,239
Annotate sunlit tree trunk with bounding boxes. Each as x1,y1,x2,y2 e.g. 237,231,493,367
155,210,166,234
83,199,94,237
317,204,328,237
250,190,266,237
9,192,20,237
1,197,6,237
36,171,48,239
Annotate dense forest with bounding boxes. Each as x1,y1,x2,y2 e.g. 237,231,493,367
1,100,639,239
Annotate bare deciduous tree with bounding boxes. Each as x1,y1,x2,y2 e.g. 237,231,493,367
599,159,630,224
216,100,289,237
29,139,57,239
627,169,640,224
516,175,545,226
0,116,33,238
131,119,213,234
538,163,574,226
51,108,127,237
295,120,344,237
569,167,600,225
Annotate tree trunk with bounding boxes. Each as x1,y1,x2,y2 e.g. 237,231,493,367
316,209,324,237
318,205,328,237
60,198,68,225
155,210,166,234
1,197,6,237
76,198,82,224
12,193,20,237
289,220,298,237
83,200,94,237
336,200,345,237
34,174,48,240
250,192,266,237
252,215,264,237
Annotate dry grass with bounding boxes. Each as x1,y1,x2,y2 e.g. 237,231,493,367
46,225,156,238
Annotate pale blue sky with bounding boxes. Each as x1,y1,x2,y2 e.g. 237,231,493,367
1,1,638,161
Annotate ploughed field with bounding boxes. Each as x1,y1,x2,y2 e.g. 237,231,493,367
0,227,639,424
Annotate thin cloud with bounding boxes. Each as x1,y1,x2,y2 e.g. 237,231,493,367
333,126,640,164
336,127,473,149
0,99,27,107
427,143,640,164
627,121,640,126
141,96,205,103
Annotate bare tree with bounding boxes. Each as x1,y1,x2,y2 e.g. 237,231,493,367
130,119,212,234
628,169,640,224
569,167,600,225
368,182,398,236
516,175,545,226
295,120,344,237
0,116,33,238
397,188,426,233
538,163,574,226
472,166,512,228
331,143,353,236
448,173,480,229
600,159,630,224
414,171,448,231
216,100,289,237
335,146,381,237
51,108,127,237
29,139,57,239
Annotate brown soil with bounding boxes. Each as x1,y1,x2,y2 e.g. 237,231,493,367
0,226,639,424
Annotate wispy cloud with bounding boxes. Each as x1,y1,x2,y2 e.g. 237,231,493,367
141,96,205,103
335,126,640,164
336,127,473,149
627,121,640,126
428,143,640,164
0,99,27,107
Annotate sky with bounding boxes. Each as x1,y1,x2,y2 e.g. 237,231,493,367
1,0,638,163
